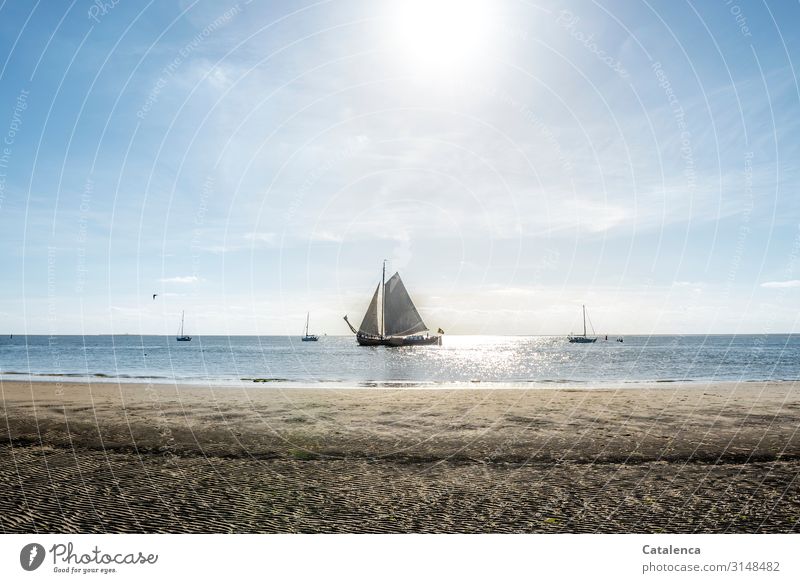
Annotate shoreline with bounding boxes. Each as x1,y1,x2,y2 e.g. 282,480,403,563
2,379,799,532
3,374,799,390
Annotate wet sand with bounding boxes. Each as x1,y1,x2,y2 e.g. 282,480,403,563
1,379,799,533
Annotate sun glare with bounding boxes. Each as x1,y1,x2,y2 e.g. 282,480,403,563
387,0,495,74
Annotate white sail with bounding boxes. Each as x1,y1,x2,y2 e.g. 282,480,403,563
383,273,427,336
358,284,382,336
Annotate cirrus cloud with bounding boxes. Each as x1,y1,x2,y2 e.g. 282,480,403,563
760,280,800,289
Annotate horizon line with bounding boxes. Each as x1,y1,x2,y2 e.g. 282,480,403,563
4,332,800,338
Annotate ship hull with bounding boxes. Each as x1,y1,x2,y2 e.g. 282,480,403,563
355,334,384,346
356,334,441,347
568,336,596,343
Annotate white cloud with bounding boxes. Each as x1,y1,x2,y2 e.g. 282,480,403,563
243,232,277,245
310,231,344,243
160,276,201,284
760,280,800,289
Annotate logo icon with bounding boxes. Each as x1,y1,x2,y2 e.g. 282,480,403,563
20,543,46,571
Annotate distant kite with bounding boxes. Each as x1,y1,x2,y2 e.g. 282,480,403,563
152,294,158,300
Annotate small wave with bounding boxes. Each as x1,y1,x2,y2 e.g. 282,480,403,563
1,371,172,381
248,378,292,383
531,379,585,384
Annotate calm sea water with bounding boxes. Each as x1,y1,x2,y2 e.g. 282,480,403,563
1,335,799,388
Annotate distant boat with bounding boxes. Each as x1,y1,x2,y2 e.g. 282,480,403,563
568,305,597,344
343,261,441,347
176,310,192,342
301,312,319,342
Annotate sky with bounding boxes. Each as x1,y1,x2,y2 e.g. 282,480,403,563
1,0,799,335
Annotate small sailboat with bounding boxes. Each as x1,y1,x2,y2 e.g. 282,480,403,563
301,312,319,342
176,310,192,342
343,261,441,347
568,304,597,344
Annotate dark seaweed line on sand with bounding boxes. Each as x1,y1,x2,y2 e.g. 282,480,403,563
3,440,797,467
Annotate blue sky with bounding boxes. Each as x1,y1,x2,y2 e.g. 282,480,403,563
1,0,799,335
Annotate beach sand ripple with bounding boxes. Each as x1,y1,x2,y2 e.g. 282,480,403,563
1,381,799,533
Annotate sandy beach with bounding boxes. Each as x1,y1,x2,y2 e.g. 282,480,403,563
1,379,799,533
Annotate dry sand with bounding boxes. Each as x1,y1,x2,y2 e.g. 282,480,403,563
1,379,799,533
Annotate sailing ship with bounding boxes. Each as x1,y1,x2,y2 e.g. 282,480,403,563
343,262,441,347
568,305,596,344
176,310,192,342
301,312,319,342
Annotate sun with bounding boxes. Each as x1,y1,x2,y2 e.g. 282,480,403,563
386,0,496,74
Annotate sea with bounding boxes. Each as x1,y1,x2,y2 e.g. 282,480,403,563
1,334,799,388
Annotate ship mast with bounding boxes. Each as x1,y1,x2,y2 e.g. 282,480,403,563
582,305,586,337
381,259,386,339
